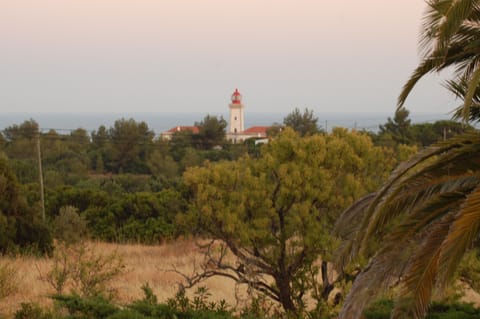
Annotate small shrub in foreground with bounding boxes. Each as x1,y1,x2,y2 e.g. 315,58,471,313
363,299,480,319
40,242,125,298
14,302,53,319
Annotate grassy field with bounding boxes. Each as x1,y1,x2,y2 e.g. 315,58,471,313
0,240,245,317
1,240,480,318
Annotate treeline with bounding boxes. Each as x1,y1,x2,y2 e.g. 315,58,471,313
0,109,474,254
0,115,235,184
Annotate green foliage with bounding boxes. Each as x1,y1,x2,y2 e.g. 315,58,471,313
14,302,54,319
0,155,53,255
47,285,252,319
410,120,475,147
283,108,320,136
15,217,53,256
147,150,179,181
108,118,155,174
53,206,88,244
53,294,119,318
183,128,400,315
81,189,185,243
194,114,227,149
364,299,480,319
373,114,475,148
377,107,413,146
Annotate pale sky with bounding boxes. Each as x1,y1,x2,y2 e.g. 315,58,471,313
0,0,457,115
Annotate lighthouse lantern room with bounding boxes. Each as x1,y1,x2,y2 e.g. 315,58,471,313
229,88,244,134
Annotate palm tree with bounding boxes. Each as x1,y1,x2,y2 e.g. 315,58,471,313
336,133,480,319
336,1,480,318
398,0,480,121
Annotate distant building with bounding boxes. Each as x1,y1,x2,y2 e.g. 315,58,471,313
226,89,270,143
160,126,199,141
161,89,271,143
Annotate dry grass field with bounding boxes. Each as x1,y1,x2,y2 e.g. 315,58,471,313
0,240,246,317
1,239,480,318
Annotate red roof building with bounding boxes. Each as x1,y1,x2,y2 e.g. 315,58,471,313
161,126,199,140
161,90,273,144
243,126,269,135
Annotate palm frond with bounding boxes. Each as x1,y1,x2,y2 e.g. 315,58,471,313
338,242,413,319
359,134,480,250
334,193,376,269
388,190,467,245
340,133,480,256
398,57,442,108
438,185,480,289
436,0,477,52
462,67,480,120
397,214,455,319
420,0,452,54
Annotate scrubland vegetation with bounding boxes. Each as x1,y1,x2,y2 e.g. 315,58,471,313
4,2,480,318
0,108,477,319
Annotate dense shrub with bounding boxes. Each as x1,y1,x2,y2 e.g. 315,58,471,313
47,286,262,319
14,216,53,256
53,206,88,244
364,299,480,319
14,302,53,319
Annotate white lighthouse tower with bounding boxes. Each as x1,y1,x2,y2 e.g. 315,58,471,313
229,88,244,135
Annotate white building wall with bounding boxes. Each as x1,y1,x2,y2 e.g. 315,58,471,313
229,103,244,134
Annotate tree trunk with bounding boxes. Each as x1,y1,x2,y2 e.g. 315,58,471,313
321,260,334,301
276,275,297,314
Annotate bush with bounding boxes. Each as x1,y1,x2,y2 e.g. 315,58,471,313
53,206,88,244
49,285,252,319
363,299,480,319
15,217,53,256
41,243,125,298
14,302,53,319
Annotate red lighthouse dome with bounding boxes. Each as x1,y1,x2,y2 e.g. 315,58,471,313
231,88,242,104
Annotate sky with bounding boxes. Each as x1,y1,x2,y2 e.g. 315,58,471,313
0,0,458,115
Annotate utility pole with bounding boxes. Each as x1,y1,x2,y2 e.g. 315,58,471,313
36,131,45,221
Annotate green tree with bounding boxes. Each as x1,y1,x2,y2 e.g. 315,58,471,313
0,154,52,255
39,128,89,185
109,118,154,173
2,120,39,183
3,119,38,141
147,150,179,181
90,125,110,173
410,120,474,146
169,130,196,162
283,107,320,136
0,133,6,150
182,128,400,316
194,115,227,149
377,107,413,146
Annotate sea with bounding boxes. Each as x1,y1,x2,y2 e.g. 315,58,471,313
0,112,452,135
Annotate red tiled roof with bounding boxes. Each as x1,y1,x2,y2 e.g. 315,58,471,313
243,126,270,134
165,126,199,134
